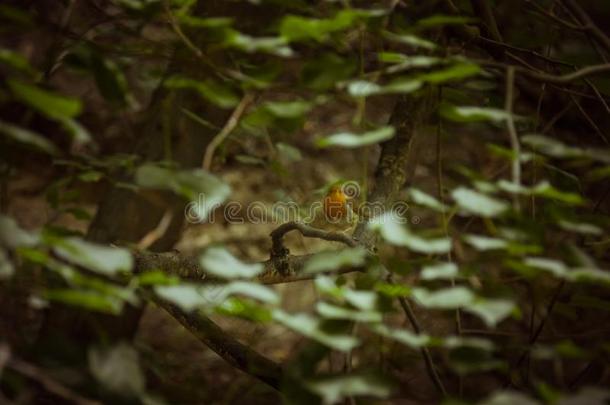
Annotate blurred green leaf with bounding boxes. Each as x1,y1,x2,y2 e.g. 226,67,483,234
7,79,82,119
465,298,516,328
44,289,123,314
408,188,448,212
0,249,14,279
421,262,458,280
217,297,272,322
200,246,264,279
416,62,480,83
0,120,59,155
316,126,395,148
224,31,293,57
368,213,451,254
264,100,312,118
165,75,239,108
451,187,509,217
135,164,231,221
53,237,133,276
316,302,382,322
306,373,393,405
301,53,357,90
440,104,511,123
464,234,509,251
272,309,359,351
0,215,40,248
383,31,437,49
0,48,37,76
522,134,610,164
304,247,367,274
89,343,145,397
413,286,474,309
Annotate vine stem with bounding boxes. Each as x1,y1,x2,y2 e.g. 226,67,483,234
504,66,521,211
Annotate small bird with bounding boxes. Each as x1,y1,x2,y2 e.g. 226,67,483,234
309,183,358,232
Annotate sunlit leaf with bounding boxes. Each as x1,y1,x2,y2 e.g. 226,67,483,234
306,373,393,405
522,134,610,164
421,262,458,280
464,234,509,251
408,188,448,212
200,246,263,279
0,215,40,249
382,31,437,49
316,126,395,148
304,247,367,274
465,298,516,327
368,212,452,254
451,187,509,217
272,309,359,351
440,104,511,123
53,237,133,276
316,302,382,322
412,286,474,309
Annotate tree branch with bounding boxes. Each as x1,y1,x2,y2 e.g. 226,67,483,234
151,295,283,390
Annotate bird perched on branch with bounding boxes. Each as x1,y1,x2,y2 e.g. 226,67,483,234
309,182,359,232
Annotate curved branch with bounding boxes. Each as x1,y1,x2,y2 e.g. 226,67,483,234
152,295,283,389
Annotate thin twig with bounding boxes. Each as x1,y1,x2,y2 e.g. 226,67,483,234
504,66,521,211
391,276,447,396
203,93,254,171
137,210,173,250
8,358,102,405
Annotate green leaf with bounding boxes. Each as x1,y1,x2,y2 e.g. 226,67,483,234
408,188,448,212
306,373,393,405
416,62,480,84
53,237,133,276
89,343,145,397
7,79,82,119
216,297,272,322
304,247,367,274
497,180,583,205
368,213,452,254
135,164,231,222
413,286,474,309
0,249,14,279
280,9,385,43
263,100,312,118
0,120,59,155
347,79,422,97
0,48,37,76
558,220,603,235
479,391,540,405
0,215,40,248
178,15,233,29
276,142,302,162
439,104,511,123
316,302,382,322
44,289,123,314
522,134,610,164
523,257,569,278
199,246,264,279
154,284,222,311
59,117,92,145
464,298,516,327
382,31,437,49
224,31,293,57
316,126,395,148
272,309,359,351
164,75,239,108
301,53,357,90
451,187,509,217
463,234,509,251
421,262,458,280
